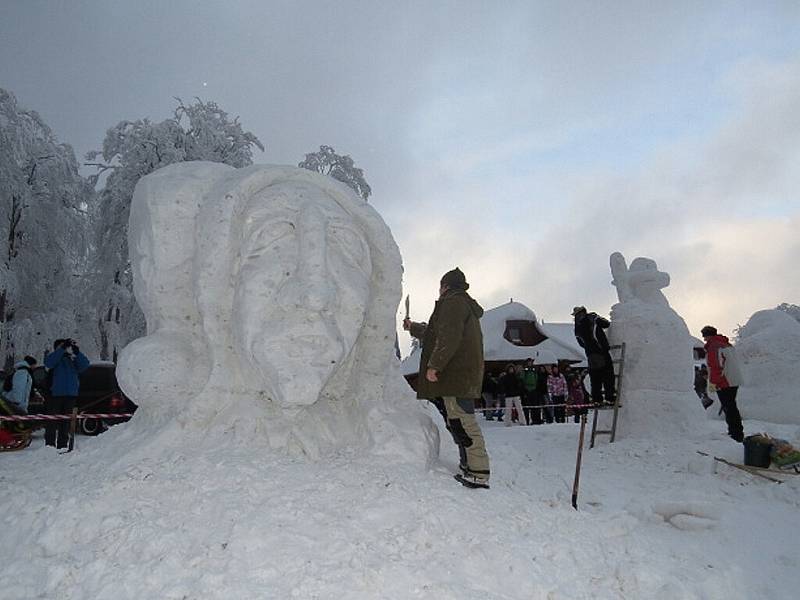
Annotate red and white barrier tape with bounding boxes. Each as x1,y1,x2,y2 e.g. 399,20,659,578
473,401,613,411
0,413,135,422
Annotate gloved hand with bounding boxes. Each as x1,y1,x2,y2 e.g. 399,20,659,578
707,382,717,395
71,345,80,355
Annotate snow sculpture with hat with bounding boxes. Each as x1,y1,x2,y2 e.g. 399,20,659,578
117,162,437,461
607,252,704,438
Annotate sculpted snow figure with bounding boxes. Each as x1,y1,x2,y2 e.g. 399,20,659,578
608,252,704,438
117,162,437,460
735,309,800,425
610,254,670,306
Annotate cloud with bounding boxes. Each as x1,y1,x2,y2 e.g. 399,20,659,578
396,55,800,354
668,215,800,335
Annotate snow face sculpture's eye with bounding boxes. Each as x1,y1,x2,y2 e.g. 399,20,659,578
246,220,295,259
329,223,370,274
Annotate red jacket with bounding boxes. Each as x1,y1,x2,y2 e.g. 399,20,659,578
704,334,732,388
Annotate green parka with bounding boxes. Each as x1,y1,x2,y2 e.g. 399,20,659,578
410,289,485,399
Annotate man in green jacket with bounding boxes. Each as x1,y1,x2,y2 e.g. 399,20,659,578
404,268,490,489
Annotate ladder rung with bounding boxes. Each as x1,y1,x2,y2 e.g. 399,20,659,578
589,342,625,446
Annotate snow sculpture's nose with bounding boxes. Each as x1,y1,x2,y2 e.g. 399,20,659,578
296,204,333,312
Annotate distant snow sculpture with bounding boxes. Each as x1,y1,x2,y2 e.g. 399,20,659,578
610,254,670,306
608,252,703,438
118,162,437,460
735,309,800,425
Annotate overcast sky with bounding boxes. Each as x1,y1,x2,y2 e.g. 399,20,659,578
2,1,799,354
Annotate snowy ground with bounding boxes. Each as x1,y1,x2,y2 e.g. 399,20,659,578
3,407,799,600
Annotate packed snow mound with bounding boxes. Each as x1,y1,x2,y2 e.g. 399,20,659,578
608,253,704,439
118,162,437,461
736,309,800,425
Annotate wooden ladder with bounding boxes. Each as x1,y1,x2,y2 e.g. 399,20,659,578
589,342,626,448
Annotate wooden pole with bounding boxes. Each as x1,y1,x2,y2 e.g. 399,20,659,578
67,407,78,453
572,412,588,509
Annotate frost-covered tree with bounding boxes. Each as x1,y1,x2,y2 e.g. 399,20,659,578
0,88,92,368
86,98,263,360
175,99,263,167
776,303,800,323
299,145,371,201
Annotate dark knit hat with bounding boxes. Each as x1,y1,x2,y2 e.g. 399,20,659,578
700,325,718,338
440,267,468,290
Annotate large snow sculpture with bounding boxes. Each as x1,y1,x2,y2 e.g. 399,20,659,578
735,310,800,425
117,162,437,460
608,252,704,438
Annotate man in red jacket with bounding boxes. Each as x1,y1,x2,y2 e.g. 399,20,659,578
701,326,744,443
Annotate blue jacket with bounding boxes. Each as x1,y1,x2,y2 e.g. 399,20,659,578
44,347,90,397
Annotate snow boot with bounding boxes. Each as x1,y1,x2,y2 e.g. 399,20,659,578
454,473,490,489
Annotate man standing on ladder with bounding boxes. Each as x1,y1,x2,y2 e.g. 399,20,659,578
572,306,615,407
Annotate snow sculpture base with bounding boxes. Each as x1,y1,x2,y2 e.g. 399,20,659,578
735,309,800,425
608,253,704,439
118,162,437,462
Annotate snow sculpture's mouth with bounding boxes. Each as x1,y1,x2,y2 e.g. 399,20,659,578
286,335,337,359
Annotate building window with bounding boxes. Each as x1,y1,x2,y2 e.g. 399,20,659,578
503,320,547,346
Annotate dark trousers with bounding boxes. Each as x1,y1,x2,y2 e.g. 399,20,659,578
430,398,466,463
589,362,616,404
45,395,76,448
522,389,541,424
542,393,554,423
717,386,744,442
552,395,566,423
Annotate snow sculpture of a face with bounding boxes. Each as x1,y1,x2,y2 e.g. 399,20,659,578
233,181,371,407
118,162,437,460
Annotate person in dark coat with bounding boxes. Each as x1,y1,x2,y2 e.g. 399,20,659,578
519,358,541,425
572,306,616,406
43,338,90,449
481,371,500,420
535,364,552,423
404,268,490,488
498,363,524,427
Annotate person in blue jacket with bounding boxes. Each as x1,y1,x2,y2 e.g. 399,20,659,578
44,338,90,449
